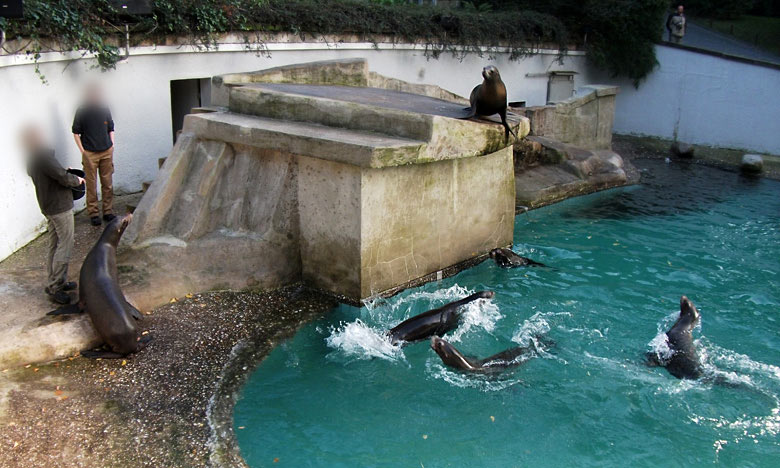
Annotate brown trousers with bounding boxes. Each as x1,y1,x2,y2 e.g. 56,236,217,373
82,147,114,216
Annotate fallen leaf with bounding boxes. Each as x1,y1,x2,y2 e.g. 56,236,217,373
121,360,127,366
422,434,428,440
142,330,150,335
54,390,63,396
185,293,193,299
170,297,178,303
109,371,115,376
33,368,39,372
273,458,279,463
490,416,495,422
238,426,245,430
59,396,69,401
13,441,19,448
667,261,672,266
24,364,31,368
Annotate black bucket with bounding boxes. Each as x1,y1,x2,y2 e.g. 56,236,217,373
67,168,86,201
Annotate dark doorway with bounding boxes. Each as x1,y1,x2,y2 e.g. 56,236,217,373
170,78,212,143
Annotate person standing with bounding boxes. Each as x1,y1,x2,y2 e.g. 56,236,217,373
72,84,116,226
666,5,687,44
23,125,85,305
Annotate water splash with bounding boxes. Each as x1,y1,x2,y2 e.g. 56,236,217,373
325,319,404,362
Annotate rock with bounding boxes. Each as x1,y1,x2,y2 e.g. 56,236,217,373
741,154,764,174
671,141,694,158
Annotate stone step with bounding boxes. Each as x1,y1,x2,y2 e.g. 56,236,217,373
227,83,526,147
183,111,429,169
158,157,167,169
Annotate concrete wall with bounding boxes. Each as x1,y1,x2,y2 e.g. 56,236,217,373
517,85,619,150
0,40,592,262
601,44,780,155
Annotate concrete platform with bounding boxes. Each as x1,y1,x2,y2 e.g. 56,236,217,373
0,194,142,369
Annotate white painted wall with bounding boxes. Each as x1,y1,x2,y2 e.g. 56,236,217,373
601,45,780,154
0,40,591,261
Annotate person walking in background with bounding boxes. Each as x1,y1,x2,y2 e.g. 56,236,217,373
72,83,116,226
666,5,686,44
23,125,85,305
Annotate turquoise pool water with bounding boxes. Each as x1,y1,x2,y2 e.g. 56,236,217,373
234,160,780,467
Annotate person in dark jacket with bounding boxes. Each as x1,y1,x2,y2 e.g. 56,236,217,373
23,125,85,304
72,83,116,226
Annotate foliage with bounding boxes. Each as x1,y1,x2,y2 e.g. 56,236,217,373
2,0,666,85
583,0,669,86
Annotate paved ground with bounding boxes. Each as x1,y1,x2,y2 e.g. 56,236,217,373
670,22,780,65
0,287,335,468
0,194,142,368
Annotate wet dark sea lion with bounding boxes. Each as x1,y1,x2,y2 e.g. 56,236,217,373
489,248,547,268
430,336,539,374
462,65,517,142
647,296,702,379
387,291,494,345
49,214,149,358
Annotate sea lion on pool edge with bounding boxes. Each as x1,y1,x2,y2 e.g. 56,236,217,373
430,336,542,374
489,248,547,268
461,65,517,142
386,291,495,345
646,296,702,379
48,214,150,358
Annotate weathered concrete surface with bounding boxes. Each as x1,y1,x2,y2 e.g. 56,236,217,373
0,195,141,369
121,136,302,312
126,59,522,305
514,136,637,209
514,85,619,150
0,287,336,468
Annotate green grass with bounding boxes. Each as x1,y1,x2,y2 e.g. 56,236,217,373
701,15,780,56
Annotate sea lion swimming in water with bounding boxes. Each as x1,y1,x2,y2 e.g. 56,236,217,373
430,336,542,374
386,291,495,345
48,214,150,358
462,65,517,142
646,296,702,379
489,248,547,268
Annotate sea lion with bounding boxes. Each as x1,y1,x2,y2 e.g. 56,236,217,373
387,291,495,345
489,248,547,268
646,296,702,379
430,336,540,374
48,214,149,358
462,65,517,142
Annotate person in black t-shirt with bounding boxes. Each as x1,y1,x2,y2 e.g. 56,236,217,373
72,84,116,226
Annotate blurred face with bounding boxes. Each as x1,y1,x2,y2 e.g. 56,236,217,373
20,124,45,154
85,84,103,105
677,6,684,14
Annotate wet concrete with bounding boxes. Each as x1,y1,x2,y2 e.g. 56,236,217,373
0,286,336,468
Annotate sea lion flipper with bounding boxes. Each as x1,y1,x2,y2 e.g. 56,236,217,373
125,301,142,321
47,304,83,316
80,348,126,359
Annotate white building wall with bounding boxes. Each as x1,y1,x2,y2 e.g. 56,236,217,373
0,41,591,261
601,44,780,155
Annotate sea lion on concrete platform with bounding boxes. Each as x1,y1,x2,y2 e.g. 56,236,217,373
430,336,540,374
489,248,547,268
48,214,149,358
462,65,517,142
646,296,702,379
387,291,495,345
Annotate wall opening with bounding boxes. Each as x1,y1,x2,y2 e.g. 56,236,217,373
170,78,211,143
